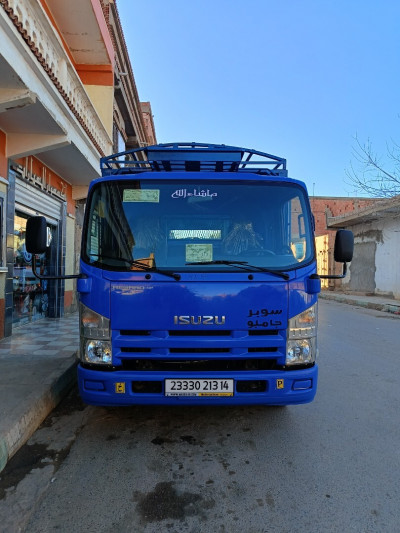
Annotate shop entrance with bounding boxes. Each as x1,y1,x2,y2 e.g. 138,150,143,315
13,212,54,325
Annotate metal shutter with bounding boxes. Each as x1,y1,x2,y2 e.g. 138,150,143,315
15,178,64,224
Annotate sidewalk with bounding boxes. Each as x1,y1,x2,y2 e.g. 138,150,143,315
320,290,400,315
0,313,78,473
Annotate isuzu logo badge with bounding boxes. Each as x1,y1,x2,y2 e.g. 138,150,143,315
174,315,226,325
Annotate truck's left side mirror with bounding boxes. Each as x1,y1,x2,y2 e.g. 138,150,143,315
26,216,48,254
334,229,354,263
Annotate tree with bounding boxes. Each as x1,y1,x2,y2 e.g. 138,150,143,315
346,135,400,198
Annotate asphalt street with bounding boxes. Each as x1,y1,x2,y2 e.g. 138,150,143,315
1,299,399,533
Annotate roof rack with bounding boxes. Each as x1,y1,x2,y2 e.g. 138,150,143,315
100,142,288,177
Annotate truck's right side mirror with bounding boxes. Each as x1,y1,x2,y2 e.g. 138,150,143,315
26,216,48,254
334,229,354,263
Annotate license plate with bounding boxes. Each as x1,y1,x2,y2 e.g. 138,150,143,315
165,379,234,397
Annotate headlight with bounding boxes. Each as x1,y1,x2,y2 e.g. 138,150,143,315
80,303,112,365
286,303,318,366
84,340,112,364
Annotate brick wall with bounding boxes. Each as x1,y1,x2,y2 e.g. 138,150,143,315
311,196,378,283
311,197,377,237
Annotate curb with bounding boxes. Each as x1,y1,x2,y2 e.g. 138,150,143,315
0,358,77,474
320,292,400,315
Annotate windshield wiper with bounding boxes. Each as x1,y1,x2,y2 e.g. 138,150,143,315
130,260,181,281
90,254,180,280
186,260,289,280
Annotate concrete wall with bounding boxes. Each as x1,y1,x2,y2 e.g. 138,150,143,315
83,84,114,138
343,217,400,299
348,239,377,293
375,218,400,299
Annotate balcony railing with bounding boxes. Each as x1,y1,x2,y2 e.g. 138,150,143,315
3,0,112,156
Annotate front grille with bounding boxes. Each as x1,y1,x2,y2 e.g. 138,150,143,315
120,329,279,337
248,347,276,352
121,346,277,355
236,380,267,393
121,348,151,353
120,330,151,336
169,348,230,354
121,358,278,372
132,381,162,393
169,330,231,337
114,327,285,370
248,330,278,336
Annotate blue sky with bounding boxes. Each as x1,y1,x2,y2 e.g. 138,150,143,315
117,0,400,197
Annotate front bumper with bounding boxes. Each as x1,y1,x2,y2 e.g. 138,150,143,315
77,364,318,406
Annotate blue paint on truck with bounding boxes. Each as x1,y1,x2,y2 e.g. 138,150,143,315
75,143,322,405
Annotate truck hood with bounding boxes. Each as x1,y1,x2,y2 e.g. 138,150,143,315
110,281,288,331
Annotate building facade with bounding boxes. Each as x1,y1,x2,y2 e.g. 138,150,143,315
311,196,377,287
0,0,155,338
327,196,400,299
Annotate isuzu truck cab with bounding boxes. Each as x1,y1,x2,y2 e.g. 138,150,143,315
26,143,353,406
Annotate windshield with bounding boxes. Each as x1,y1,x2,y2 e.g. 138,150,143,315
82,179,314,272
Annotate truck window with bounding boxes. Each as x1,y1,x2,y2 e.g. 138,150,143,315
82,180,314,272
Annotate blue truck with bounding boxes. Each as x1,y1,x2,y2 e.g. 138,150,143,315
26,143,353,406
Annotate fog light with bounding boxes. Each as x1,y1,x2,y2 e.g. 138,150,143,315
292,379,312,391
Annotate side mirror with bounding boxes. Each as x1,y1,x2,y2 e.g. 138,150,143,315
334,229,354,263
319,229,354,280
26,216,83,281
26,216,48,254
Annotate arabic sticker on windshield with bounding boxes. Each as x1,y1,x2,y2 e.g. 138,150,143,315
186,244,213,263
123,189,160,203
171,188,218,199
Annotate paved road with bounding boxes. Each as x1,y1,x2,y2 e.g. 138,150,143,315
1,300,399,532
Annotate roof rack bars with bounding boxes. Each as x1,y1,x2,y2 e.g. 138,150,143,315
100,142,288,177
